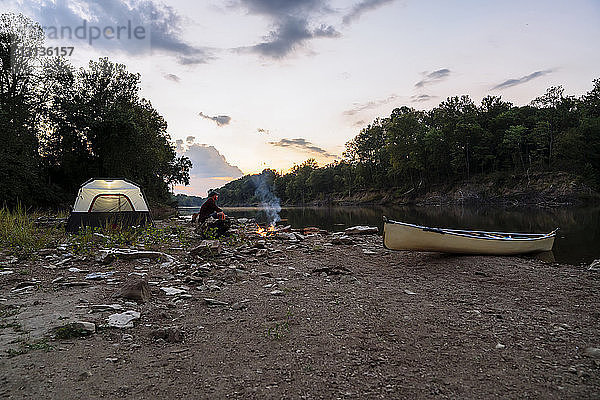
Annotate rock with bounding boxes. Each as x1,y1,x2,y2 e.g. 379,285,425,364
161,287,187,296
116,279,151,302
37,248,55,256
71,321,96,334
302,227,321,235
232,301,249,310
312,266,352,276
589,259,600,271
90,304,123,312
59,281,90,288
98,249,174,267
404,289,417,295
68,267,84,273
330,235,355,245
495,343,506,349
190,240,222,257
77,371,92,381
107,311,141,329
54,322,95,338
85,271,115,280
270,290,285,296
275,232,297,241
0,270,14,276
345,226,379,235
253,240,266,249
204,298,228,306
237,218,249,224
12,281,39,291
150,326,184,343
584,347,600,358
256,249,268,257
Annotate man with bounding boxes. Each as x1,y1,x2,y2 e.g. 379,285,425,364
194,191,226,224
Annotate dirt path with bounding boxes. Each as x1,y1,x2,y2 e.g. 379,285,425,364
1,221,599,399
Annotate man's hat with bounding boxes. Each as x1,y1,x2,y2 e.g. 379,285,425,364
208,190,219,197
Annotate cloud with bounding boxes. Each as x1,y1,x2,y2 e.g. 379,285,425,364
186,135,195,143
491,70,553,90
235,0,340,58
343,94,399,116
8,0,213,64
269,138,337,158
198,112,232,127
180,144,243,179
343,0,397,25
411,94,436,103
175,139,185,152
164,73,180,82
141,1,214,64
415,68,451,88
353,120,366,127
257,128,271,134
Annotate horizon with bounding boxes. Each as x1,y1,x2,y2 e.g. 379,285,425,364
2,0,599,196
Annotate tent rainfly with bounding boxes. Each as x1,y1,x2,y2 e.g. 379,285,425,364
65,179,151,232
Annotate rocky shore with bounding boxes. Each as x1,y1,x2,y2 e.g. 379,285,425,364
1,217,599,399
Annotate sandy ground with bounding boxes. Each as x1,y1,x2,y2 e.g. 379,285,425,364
0,219,599,399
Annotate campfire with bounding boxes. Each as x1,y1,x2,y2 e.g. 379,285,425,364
256,223,277,237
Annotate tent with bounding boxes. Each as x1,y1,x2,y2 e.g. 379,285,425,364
65,178,152,232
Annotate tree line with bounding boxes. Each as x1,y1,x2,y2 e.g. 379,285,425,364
217,79,600,205
0,13,191,207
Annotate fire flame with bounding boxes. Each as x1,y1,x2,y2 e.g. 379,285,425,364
256,224,276,237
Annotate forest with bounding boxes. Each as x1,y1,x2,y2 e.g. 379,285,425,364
0,14,191,207
216,80,600,205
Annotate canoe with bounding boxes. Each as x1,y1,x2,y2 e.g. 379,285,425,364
383,218,557,255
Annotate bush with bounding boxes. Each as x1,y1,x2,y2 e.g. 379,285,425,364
0,205,63,259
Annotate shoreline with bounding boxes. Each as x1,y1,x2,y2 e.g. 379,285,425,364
1,218,599,398
215,171,600,209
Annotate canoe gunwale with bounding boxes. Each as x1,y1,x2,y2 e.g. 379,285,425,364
384,219,558,242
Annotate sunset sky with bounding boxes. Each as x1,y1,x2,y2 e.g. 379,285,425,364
3,0,599,196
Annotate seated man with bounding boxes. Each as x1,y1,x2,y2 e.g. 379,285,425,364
194,191,230,237
196,191,226,223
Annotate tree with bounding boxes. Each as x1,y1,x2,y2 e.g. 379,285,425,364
0,13,46,205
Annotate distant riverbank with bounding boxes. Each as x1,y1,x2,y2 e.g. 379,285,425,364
216,172,599,208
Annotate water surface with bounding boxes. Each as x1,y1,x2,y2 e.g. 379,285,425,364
179,205,600,265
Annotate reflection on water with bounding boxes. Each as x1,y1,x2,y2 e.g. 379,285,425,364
179,205,600,265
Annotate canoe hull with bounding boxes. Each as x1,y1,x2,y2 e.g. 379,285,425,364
383,221,556,255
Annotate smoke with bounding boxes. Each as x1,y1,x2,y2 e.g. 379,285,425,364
251,173,281,225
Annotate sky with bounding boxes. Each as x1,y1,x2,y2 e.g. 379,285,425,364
2,0,600,196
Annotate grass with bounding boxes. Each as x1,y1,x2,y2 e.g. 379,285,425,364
0,305,20,319
53,323,92,339
265,308,294,340
0,204,65,259
6,338,54,357
0,321,24,332
69,223,194,255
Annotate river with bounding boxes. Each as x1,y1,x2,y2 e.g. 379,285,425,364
179,205,600,266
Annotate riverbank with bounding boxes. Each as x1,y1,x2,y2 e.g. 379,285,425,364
311,172,600,207
342,172,597,206
218,172,599,208
1,218,599,398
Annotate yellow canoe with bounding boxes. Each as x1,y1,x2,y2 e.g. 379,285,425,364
383,218,557,255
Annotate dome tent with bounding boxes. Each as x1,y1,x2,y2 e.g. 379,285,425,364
65,178,152,233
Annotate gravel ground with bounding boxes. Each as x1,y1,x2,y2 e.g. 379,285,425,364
1,220,599,399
